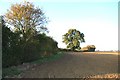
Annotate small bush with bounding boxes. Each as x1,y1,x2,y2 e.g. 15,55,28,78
81,45,96,52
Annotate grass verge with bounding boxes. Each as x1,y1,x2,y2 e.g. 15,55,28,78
2,52,64,78
31,52,64,64
2,67,22,78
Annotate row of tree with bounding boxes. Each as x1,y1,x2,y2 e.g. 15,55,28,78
1,2,58,68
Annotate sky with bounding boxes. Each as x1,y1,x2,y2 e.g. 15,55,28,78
0,0,119,51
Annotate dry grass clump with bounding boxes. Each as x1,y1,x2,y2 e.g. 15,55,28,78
87,73,120,79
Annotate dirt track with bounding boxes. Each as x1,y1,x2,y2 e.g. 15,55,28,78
19,52,118,78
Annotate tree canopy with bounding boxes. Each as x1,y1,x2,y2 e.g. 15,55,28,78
62,29,85,51
5,1,48,35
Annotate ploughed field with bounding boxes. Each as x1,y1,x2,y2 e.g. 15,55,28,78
18,52,119,78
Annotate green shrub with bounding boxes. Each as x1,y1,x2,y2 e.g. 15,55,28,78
36,34,58,57
2,66,22,77
2,30,58,68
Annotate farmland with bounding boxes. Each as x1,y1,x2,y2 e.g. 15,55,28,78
10,52,119,78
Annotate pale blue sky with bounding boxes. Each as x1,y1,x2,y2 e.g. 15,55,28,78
0,0,119,51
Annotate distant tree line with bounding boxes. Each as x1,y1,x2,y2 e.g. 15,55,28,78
59,45,96,52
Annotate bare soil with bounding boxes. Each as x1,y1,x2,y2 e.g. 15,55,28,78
18,52,119,78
